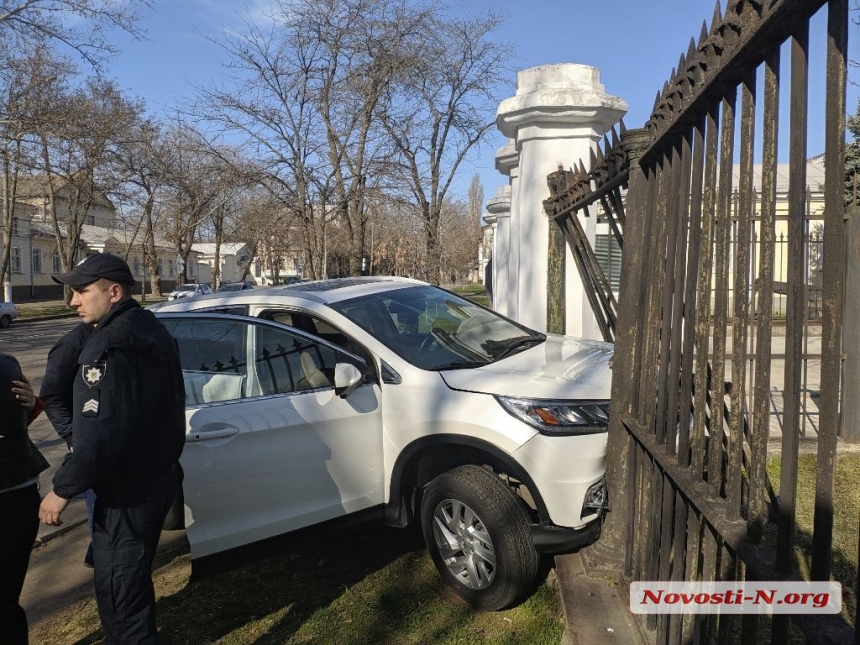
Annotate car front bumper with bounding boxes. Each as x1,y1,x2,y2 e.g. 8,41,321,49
530,515,603,554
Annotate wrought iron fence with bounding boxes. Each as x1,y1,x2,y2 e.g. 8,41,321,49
545,0,853,643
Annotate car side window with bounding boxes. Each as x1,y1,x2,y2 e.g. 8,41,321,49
253,325,337,395
165,318,249,406
260,309,377,379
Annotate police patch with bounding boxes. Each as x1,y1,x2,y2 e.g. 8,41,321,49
82,391,100,417
82,361,106,388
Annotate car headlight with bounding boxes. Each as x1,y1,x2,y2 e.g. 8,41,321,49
495,396,610,435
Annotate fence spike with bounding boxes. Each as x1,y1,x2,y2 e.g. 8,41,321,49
712,0,723,32
595,142,605,165
698,23,708,50
687,37,697,64
577,159,588,176
589,147,598,169
653,90,662,111
619,118,627,134
611,126,620,148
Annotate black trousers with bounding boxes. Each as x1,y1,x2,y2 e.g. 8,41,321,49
92,481,175,645
0,484,40,645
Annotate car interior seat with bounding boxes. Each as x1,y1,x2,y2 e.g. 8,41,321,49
297,351,330,390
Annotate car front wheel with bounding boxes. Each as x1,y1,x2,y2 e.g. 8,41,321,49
420,465,541,611
0,315,10,329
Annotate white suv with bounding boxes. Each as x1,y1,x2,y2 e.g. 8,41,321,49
155,277,612,610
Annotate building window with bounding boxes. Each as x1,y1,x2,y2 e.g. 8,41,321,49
10,247,21,273
133,257,141,277
52,251,62,273
11,217,20,236
168,259,174,277
254,261,261,278
595,233,622,296
188,261,195,277
85,214,95,225
31,248,43,274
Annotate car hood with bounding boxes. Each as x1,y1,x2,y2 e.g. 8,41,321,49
440,334,613,400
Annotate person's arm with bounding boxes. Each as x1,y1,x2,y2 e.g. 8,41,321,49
40,326,91,446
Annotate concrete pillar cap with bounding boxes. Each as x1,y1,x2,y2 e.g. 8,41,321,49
497,63,627,137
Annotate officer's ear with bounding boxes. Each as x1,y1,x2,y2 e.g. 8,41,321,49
106,281,125,304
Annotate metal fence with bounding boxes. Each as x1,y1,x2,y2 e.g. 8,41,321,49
545,0,853,642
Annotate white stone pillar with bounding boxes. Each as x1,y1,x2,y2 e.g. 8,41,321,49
497,64,626,335
486,185,511,316
494,141,519,319
481,211,497,305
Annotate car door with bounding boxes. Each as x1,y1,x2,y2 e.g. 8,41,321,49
157,313,384,560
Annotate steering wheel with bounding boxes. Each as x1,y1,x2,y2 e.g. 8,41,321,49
419,329,442,354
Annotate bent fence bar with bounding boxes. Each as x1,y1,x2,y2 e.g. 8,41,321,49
545,1,854,643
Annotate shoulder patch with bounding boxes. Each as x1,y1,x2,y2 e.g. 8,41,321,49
81,361,107,388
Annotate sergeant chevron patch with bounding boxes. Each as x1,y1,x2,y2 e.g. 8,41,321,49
82,393,100,417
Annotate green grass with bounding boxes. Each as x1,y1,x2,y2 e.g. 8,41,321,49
764,452,859,633
16,305,74,319
32,525,564,645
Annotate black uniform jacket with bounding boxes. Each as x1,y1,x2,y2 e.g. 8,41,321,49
52,300,186,507
41,322,93,447
0,353,49,490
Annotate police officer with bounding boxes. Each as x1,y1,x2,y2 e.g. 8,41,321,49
39,253,185,644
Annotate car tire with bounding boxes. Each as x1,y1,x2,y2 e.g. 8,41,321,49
420,465,541,611
0,315,10,329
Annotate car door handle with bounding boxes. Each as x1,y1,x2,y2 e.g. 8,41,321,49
187,426,240,442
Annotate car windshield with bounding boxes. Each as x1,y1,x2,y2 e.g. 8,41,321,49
329,285,544,370
175,285,198,292
218,283,243,291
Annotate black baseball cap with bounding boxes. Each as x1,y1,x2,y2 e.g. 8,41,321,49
52,253,135,287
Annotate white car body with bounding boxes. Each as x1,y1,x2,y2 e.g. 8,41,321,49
0,301,18,328
154,277,613,609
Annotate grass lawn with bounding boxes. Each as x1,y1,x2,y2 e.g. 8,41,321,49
764,452,860,636
32,525,564,645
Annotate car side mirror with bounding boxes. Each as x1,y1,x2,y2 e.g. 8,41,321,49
334,363,363,399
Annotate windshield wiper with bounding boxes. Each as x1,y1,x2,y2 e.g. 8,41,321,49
430,360,490,371
493,335,545,361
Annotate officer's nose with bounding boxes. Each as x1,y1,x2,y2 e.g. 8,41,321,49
70,291,82,307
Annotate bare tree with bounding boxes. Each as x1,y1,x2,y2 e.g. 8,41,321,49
0,46,70,298
111,118,171,295
32,75,142,302
381,11,510,284
0,0,151,69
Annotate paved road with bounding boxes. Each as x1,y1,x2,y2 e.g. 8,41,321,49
1,317,89,541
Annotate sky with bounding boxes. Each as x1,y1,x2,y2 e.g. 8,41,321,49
105,0,860,204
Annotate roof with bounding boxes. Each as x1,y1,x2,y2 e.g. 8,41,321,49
153,276,423,310
15,175,115,210
80,225,177,252
730,157,826,194
192,242,249,257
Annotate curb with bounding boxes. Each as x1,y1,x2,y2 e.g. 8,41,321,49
32,517,88,549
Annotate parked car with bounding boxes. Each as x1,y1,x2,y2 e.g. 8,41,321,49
215,281,254,293
0,301,18,328
283,276,306,285
167,283,213,301
155,277,612,610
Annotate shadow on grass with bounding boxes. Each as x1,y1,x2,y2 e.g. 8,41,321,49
67,523,427,645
